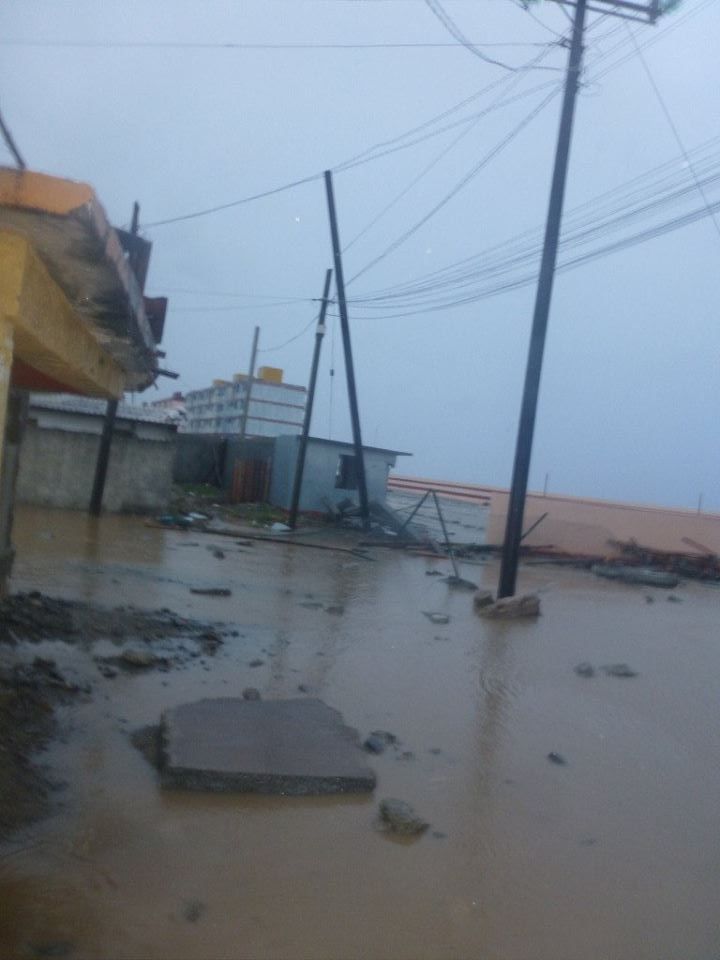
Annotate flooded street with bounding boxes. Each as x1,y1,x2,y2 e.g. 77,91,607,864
2,506,720,959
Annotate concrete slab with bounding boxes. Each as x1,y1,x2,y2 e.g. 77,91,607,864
161,698,376,795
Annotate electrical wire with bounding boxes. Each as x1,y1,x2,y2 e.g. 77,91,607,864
623,21,720,244
423,0,520,70
0,105,25,169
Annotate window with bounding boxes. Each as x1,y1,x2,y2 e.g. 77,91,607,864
335,454,358,490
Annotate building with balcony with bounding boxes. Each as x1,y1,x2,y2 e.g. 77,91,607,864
183,367,306,438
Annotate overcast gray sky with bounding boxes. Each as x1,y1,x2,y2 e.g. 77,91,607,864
1,0,718,510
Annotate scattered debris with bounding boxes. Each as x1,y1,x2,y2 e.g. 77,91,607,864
378,798,429,836
592,564,679,589
666,594,683,603
423,612,450,625
425,570,444,577
477,594,541,619
547,752,568,766
242,687,261,701
574,662,595,678
325,605,345,615
298,601,323,610
189,587,232,597
26,940,75,958
443,576,477,590
645,595,655,604
608,538,720,583
270,522,292,533
248,659,264,668
130,725,162,769
211,549,225,560
602,663,638,678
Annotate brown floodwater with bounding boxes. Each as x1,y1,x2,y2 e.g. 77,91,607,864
1,505,719,960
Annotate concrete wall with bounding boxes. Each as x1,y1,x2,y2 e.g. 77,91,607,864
269,435,397,512
174,434,274,489
17,415,176,513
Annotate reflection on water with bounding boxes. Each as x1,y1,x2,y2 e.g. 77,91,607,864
2,505,720,959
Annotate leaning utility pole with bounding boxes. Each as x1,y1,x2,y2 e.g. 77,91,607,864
90,201,141,517
238,325,260,445
498,0,671,598
324,170,370,530
288,268,333,529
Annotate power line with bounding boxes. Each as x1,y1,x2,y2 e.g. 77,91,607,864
257,313,320,352
347,84,562,284
423,0,521,70
623,21,720,245
0,105,25,169
0,38,554,51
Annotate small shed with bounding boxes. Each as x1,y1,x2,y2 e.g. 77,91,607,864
269,435,411,514
17,394,177,513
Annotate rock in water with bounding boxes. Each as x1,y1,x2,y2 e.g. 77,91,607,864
574,662,595,678
378,798,429,836
547,751,568,766
473,590,494,611
477,594,540,619
242,687,261,701
602,663,638,678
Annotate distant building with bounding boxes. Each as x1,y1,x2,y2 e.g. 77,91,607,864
182,367,306,438
145,391,187,423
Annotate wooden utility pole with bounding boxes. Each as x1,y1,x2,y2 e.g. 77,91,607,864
238,325,260,445
324,170,370,530
498,0,668,597
288,269,333,529
90,201,140,516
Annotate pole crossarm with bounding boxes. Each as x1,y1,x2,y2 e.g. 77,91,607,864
540,0,677,24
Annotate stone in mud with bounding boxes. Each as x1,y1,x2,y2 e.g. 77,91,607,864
473,590,494,611
161,697,376,795
477,594,540,620
120,649,156,668
602,663,638,678
182,899,206,923
574,662,595,678
423,612,450,625
242,687,261,701
378,798,429,836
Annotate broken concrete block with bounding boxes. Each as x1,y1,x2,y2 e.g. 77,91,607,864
472,590,494,611
477,594,541,619
378,798,429,836
161,697,376,795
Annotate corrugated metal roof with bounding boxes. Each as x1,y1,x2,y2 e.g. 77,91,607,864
29,393,175,426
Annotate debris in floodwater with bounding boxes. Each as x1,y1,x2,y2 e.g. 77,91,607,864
120,648,158,668
248,659,265,668
592,564,679,589
242,687,261,701
666,594,683,603
645,595,655,604
363,730,398,755
212,549,225,560
423,612,450,625
602,663,638,678
182,898,206,923
547,751,568,765
325,605,345,615
574,662,595,678
189,588,231,597
378,798,429,837
443,576,478,590
425,570,444,577
477,594,540,619
27,940,74,958
298,601,323,610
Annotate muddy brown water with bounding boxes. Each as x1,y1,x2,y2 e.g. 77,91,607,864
2,506,720,960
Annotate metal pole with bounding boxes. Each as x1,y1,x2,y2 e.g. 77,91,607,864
397,489,431,534
288,269,333,529
238,325,260,444
498,0,588,598
432,490,460,580
90,202,141,516
324,170,370,531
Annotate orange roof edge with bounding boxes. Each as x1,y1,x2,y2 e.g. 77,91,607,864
0,166,94,216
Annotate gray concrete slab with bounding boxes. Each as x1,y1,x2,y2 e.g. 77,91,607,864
161,697,376,795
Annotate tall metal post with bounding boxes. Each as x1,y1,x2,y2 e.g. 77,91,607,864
324,170,370,530
237,325,260,445
90,201,141,516
288,268,333,529
498,0,588,598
